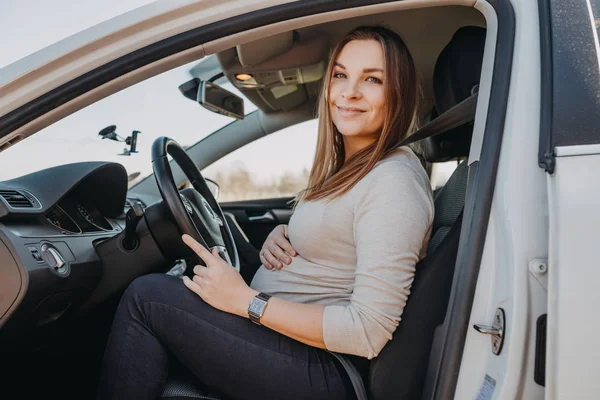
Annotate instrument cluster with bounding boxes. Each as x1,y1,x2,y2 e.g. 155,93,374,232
44,195,117,234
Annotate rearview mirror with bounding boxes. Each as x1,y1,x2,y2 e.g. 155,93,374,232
197,80,244,120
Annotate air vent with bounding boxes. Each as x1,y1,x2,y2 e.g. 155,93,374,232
0,189,40,209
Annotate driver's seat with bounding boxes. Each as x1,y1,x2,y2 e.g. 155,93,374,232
159,25,485,400
161,360,226,400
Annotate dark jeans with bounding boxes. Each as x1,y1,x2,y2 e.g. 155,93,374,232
96,273,357,400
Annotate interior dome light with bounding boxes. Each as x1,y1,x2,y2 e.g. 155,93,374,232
236,73,253,81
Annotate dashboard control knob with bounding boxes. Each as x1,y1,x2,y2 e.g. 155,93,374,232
40,244,69,277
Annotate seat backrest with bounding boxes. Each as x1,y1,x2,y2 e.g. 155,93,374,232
367,26,486,400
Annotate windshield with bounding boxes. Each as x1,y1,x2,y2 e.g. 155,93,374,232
0,59,256,187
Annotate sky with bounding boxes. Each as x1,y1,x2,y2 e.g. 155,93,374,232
0,0,319,188
0,0,154,69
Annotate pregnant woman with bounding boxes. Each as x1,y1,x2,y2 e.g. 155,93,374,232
97,25,434,400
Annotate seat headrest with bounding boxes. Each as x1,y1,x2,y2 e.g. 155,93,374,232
422,26,486,162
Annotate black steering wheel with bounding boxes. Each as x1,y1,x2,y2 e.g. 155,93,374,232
151,136,240,270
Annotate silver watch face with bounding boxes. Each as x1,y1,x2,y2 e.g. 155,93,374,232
249,298,266,316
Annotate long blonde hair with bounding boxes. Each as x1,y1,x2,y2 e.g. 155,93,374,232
292,26,420,208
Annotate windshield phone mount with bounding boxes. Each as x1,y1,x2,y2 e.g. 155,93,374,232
98,125,140,156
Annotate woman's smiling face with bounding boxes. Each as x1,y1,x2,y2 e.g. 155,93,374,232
329,39,387,141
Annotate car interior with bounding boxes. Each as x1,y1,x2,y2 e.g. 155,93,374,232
0,4,490,400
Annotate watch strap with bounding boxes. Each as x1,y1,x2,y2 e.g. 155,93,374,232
256,292,271,302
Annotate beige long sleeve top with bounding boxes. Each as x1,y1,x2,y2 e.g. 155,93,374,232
250,147,434,359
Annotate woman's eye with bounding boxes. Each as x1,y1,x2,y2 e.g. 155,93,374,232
367,76,383,84
333,72,346,79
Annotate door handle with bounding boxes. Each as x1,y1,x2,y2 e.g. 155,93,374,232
248,212,275,222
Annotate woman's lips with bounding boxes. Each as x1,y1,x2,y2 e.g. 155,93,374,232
336,105,366,118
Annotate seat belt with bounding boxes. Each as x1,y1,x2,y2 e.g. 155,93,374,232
394,91,479,150
332,92,479,400
328,351,369,400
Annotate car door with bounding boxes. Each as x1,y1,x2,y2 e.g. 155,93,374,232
201,119,318,278
219,196,294,251
540,1,600,398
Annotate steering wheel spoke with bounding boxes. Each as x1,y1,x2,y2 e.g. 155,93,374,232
150,137,240,270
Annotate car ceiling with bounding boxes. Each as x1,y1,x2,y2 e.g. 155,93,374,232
189,5,486,122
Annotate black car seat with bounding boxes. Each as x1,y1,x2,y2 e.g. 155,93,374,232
367,25,486,400
159,25,487,400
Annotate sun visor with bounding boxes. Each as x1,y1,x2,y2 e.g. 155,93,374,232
219,32,329,90
215,31,329,113
236,31,294,68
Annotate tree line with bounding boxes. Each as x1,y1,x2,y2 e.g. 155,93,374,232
206,165,310,202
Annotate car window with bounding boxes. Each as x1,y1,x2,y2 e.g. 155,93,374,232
0,59,256,187
202,119,318,202
430,160,461,190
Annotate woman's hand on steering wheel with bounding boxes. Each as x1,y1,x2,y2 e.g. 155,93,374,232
260,224,298,270
182,234,256,318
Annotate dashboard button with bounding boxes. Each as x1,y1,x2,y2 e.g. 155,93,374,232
27,246,43,262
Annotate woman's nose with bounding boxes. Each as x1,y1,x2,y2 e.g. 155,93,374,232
341,79,361,99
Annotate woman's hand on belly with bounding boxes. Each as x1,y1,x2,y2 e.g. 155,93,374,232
260,224,298,270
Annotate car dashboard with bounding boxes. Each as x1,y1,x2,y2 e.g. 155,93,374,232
0,161,146,348
4,186,124,239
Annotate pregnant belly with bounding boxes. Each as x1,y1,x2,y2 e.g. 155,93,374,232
250,256,354,305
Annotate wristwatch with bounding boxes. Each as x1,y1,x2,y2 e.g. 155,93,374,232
248,292,271,325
